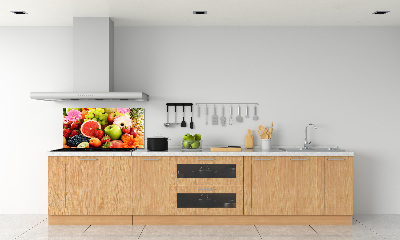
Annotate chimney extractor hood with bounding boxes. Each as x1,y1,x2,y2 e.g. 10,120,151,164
30,17,149,101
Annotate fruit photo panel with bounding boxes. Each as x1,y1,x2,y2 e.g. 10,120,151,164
63,108,144,148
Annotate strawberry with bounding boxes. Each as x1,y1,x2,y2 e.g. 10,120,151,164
67,121,73,127
63,123,69,129
122,126,130,134
69,130,79,138
101,135,111,144
63,128,71,138
70,122,78,130
95,128,104,139
102,142,112,148
75,120,83,126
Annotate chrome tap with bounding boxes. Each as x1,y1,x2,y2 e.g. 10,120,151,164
304,123,317,149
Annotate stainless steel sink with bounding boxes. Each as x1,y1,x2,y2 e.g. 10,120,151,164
279,147,345,152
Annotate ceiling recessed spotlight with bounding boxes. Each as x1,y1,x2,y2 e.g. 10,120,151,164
193,11,207,15
373,11,390,14
11,11,28,14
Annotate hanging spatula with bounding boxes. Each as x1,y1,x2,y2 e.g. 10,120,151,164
212,105,218,125
220,106,226,126
181,106,187,127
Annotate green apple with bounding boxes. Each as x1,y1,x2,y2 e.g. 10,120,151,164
104,124,122,140
186,136,195,142
191,141,200,149
183,133,192,140
194,134,201,141
182,140,191,149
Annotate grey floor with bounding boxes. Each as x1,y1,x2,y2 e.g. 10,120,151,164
0,214,398,240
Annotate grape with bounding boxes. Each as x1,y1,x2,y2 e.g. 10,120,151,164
82,108,108,126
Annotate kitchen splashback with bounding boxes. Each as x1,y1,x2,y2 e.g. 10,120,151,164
63,108,144,148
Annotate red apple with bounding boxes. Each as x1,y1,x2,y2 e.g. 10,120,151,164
129,128,137,138
107,112,117,124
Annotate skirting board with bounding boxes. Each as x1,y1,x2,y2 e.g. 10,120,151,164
49,215,352,225
49,215,132,225
132,215,352,225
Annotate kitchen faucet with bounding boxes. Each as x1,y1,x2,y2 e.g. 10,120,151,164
304,123,317,149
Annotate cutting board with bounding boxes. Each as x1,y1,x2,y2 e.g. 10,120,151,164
210,147,242,152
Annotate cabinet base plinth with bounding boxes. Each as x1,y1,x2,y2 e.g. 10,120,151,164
133,215,352,225
49,215,352,225
49,215,132,225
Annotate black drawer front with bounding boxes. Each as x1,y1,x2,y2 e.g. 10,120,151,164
177,164,236,178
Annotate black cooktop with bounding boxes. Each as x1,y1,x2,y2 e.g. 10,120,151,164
51,148,137,152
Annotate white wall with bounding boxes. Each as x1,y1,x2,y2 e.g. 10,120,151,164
1,27,399,214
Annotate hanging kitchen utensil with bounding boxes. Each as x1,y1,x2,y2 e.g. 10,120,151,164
236,106,243,123
229,105,233,125
197,105,201,118
253,105,259,121
206,105,209,125
212,105,218,125
164,105,170,127
175,106,178,125
245,105,250,118
220,106,226,126
190,105,194,129
181,106,187,127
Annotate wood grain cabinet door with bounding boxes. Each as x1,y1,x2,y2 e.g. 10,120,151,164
49,157,66,215
64,156,133,215
324,157,353,215
133,157,171,215
251,156,324,215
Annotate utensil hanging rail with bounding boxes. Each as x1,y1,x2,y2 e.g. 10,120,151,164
167,103,193,107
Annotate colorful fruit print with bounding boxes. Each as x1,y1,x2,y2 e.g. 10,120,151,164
62,108,144,148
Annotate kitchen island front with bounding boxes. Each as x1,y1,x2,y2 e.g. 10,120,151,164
48,149,354,225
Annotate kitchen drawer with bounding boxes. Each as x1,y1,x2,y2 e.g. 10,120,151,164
169,185,243,215
169,157,243,186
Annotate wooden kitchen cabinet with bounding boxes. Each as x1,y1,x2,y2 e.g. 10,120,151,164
250,156,324,215
324,157,353,215
63,156,133,215
133,157,171,215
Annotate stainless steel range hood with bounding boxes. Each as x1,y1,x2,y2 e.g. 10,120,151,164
30,17,149,101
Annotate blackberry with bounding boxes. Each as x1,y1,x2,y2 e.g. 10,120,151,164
68,135,90,147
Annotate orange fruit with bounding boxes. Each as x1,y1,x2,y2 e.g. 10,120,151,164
63,136,67,145
89,138,101,148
